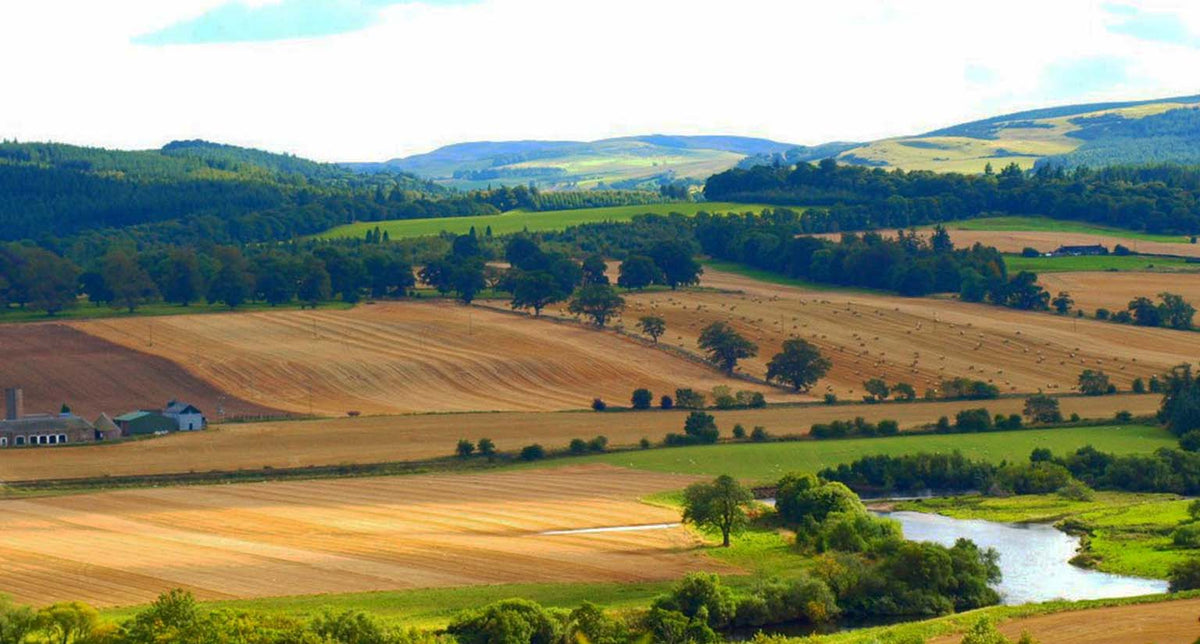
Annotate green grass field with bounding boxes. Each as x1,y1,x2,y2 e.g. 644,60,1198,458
0,299,355,324
573,425,1176,482
316,202,781,240
1004,253,1199,273
950,216,1190,243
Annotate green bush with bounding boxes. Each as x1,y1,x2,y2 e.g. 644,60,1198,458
1173,523,1200,548
1169,558,1200,592
447,599,564,644
520,444,546,461
955,408,993,432
750,426,769,442
631,388,653,410
568,438,588,455
997,462,1074,495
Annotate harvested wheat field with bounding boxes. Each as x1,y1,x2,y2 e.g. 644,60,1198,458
570,267,1200,400
929,598,1200,644
0,323,280,419
0,465,724,607
70,301,777,416
1039,271,1200,314
0,395,1156,482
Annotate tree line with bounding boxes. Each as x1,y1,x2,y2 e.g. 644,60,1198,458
704,158,1200,235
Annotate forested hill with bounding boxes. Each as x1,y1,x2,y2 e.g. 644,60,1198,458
739,94,1200,173
704,160,1200,235
0,139,483,245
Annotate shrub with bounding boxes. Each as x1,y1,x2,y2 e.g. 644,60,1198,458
738,390,767,409
955,408,993,432
997,462,1074,495
631,388,653,410
1096,307,1111,320
448,599,563,644
775,473,865,526
569,438,589,455
936,416,952,432
519,444,546,461
588,435,608,452
1115,410,1133,422
1023,394,1062,424
750,426,769,441
877,419,900,436
683,411,719,444
1070,413,1081,422
477,437,496,456
823,393,838,405
1181,430,1200,452
1169,558,1200,592
1021,247,1040,258
731,424,746,440
711,386,738,410
660,395,674,410
1131,377,1146,394
639,437,652,449
1149,375,1163,393
591,398,607,412
1058,480,1095,501
455,439,475,458
892,382,917,402
675,388,706,409
1172,523,1200,548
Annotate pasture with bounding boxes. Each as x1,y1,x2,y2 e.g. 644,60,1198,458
1004,253,1198,274
0,465,724,607
949,216,1190,243
314,202,779,239
579,425,1176,481
0,395,1159,483
69,299,778,417
924,598,1200,644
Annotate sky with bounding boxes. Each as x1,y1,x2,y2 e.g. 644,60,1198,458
2,0,1200,162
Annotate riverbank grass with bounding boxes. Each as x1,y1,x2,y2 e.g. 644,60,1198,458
897,492,1193,579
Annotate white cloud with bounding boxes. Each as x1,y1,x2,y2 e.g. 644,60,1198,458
1,0,1198,162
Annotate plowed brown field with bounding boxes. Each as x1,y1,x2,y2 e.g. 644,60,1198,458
1039,271,1200,314
928,598,1200,644
579,267,1200,400
0,465,724,607
70,301,776,416
0,394,1156,482
0,324,279,419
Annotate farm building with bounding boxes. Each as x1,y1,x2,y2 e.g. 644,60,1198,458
0,387,97,448
113,411,177,436
93,413,122,441
1051,244,1108,256
164,400,205,430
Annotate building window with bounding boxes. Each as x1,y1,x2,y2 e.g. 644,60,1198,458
59,434,67,444
0,437,7,447
47,435,56,445
15,436,24,446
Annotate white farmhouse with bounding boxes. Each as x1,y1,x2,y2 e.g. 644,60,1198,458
163,400,206,431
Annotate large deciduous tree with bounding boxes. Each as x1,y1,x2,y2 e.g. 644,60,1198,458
681,475,753,547
698,322,757,375
766,338,830,392
568,284,624,327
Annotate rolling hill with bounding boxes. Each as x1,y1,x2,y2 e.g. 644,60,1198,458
740,94,1200,173
346,135,798,191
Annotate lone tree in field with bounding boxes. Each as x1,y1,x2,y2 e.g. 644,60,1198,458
863,378,890,402
1051,292,1074,315
698,322,757,375
1078,369,1112,396
631,388,653,410
1023,393,1062,424
766,338,831,392
568,284,625,327
455,439,475,458
682,474,753,547
638,315,666,343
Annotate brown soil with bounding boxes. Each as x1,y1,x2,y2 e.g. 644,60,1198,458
929,598,1200,644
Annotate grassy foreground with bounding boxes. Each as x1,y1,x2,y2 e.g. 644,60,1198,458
573,425,1176,482
316,202,780,239
898,492,1193,579
948,216,1190,243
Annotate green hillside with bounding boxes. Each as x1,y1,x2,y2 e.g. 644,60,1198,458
348,135,796,191
739,94,1200,173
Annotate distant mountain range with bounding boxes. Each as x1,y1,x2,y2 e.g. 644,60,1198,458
344,135,800,191
740,93,1200,173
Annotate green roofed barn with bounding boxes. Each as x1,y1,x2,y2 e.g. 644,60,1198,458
113,411,176,436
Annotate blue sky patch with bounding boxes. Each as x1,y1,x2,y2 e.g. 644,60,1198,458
1105,4,1200,48
134,0,477,45
1039,56,1131,100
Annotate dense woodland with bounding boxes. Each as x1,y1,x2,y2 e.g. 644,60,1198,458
705,158,1200,234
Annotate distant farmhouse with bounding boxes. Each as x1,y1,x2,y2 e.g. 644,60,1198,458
0,387,205,448
1050,244,1108,257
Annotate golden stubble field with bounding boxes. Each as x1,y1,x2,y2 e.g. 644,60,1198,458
0,465,723,607
928,598,1200,644
585,268,1200,401
70,300,777,416
1038,271,1200,314
0,394,1156,482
